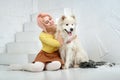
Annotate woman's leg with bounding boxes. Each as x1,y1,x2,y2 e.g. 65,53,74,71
45,61,61,71
9,62,45,72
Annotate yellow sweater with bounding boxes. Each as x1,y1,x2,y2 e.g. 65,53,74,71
39,32,60,53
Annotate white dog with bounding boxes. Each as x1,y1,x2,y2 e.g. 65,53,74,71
56,15,89,69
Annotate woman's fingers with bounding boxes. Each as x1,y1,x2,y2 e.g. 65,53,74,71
37,16,44,28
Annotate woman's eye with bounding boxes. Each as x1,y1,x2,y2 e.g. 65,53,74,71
45,20,49,24
66,24,68,26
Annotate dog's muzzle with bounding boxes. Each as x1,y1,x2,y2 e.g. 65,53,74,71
64,28,73,36
70,28,73,32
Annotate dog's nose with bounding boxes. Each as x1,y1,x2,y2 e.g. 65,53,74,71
70,28,73,31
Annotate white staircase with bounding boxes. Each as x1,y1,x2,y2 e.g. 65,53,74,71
0,13,42,64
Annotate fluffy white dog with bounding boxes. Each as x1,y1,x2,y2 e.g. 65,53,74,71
56,15,89,69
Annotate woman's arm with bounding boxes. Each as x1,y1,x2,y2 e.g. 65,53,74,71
56,30,63,47
40,33,61,48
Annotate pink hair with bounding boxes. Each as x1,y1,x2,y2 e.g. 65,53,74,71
37,13,52,32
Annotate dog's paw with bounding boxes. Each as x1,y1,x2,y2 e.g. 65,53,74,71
64,65,70,69
8,64,23,71
61,65,69,69
73,64,79,68
61,65,66,69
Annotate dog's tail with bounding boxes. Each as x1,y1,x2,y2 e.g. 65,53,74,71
79,60,115,68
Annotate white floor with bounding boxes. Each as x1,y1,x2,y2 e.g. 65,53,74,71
0,65,120,80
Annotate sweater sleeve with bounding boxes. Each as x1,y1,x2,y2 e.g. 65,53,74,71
40,34,60,47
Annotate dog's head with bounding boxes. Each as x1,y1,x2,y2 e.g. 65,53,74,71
58,15,76,36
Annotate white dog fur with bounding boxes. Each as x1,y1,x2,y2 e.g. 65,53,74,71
56,15,89,69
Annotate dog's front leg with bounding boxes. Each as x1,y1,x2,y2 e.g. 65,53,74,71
59,46,66,62
64,49,72,69
64,56,70,69
73,52,80,68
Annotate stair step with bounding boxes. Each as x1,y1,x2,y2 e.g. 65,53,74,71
5,52,38,54
23,22,41,32
28,54,37,63
15,32,40,42
0,54,28,64
31,13,38,23
7,42,41,53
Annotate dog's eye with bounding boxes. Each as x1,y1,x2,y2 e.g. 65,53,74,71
66,24,68,26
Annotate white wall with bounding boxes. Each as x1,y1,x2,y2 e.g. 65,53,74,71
37,0,120,63
0,0,120,63
73,0,120,63
0,0,34,53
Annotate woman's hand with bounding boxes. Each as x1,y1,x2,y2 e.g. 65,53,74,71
37,13,50,27
37,13,53,32
66,35,77,44
56,30,63,47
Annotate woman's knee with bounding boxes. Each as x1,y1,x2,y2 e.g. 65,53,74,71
46,61,61,71
30,62,45,72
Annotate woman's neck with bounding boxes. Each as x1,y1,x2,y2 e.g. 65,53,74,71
47,31,55,35
46,28,56,35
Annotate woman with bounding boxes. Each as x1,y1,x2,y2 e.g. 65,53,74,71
9,13,64,72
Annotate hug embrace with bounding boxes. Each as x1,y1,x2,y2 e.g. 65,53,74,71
10,13,103,72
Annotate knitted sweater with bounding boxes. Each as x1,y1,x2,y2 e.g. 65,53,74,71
39,32,60,53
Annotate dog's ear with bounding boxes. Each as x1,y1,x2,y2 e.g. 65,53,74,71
71,15,75,19
58,15,66,26
61,15,66,20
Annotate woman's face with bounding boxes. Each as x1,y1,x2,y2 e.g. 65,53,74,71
43,16,56,32
43,16,54,26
